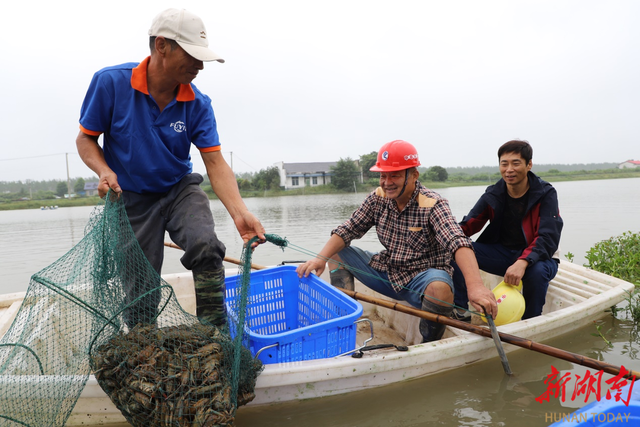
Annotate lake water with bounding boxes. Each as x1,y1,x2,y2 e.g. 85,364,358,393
1,177,639,426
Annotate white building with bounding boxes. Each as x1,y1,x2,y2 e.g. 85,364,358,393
83,181,100,196
618,160,640,169
274,161,362,190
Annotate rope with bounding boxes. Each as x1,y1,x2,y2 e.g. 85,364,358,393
256,235,481,317
230,233,289,407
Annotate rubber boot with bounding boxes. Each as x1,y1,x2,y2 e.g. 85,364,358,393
419,298,453,343
193,267,227,327
123,266,160,329
330,268,355,291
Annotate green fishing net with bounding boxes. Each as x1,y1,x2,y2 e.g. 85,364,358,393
0,194,264,426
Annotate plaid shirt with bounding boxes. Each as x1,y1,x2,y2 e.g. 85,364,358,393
332,182,473,292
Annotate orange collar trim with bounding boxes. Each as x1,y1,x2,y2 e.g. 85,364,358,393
131,57,195,102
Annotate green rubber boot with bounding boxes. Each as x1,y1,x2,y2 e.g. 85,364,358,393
193,267,227,327
419,298,453,343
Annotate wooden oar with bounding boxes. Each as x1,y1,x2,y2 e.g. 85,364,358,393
167,246,637,380
163,242,266,271
340,288,640,381
485,312,513,375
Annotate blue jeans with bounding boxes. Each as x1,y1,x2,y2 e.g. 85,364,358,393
452,242,558,319
337,246,454,309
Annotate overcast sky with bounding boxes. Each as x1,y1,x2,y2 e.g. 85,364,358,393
1,1,638,182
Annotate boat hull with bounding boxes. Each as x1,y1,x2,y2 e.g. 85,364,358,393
0,261,634,425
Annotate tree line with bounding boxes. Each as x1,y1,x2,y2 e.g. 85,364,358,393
320,157,631,191
0,157,634,202
0,177,95,202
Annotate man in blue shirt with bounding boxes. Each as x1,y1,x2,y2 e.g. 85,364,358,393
76,8,265,328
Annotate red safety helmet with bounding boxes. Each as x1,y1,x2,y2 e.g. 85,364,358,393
369,140,421,172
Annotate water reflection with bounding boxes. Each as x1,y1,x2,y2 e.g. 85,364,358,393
2,178,640,293
0,205,95,292
1,178,639,426
235,318,640,427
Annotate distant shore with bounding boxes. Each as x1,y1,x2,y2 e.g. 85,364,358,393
1,170,639,211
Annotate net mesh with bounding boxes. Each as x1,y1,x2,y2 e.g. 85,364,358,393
0,194,263,426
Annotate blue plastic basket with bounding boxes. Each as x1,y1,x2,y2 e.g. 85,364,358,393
225,265,363,364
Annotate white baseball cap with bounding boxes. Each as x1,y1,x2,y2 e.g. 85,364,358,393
148,8,225,63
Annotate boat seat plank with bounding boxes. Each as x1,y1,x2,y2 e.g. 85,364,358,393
0,301,22,337
549,279,606,299
554,270,615,292
544,287,587,312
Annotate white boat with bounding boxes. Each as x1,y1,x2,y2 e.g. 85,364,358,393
0,261,634,425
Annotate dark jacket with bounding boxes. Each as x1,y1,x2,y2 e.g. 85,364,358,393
459,171,562,265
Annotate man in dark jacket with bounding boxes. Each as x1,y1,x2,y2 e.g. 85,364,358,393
452,140,563,320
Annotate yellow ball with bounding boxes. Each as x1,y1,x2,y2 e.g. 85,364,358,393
481,280,525,326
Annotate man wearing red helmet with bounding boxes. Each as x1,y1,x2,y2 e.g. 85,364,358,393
297,140,497,342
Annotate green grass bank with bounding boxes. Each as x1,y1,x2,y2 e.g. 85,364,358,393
2,169,640,211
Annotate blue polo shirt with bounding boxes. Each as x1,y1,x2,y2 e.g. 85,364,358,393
79,57,221,193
